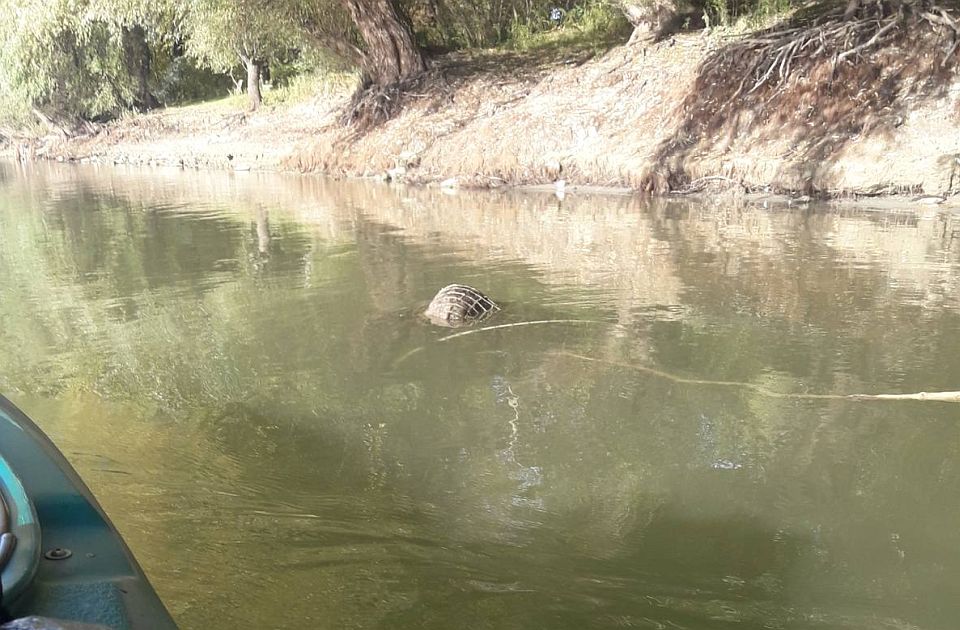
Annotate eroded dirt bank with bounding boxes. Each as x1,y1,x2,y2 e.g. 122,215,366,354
8,29,960,197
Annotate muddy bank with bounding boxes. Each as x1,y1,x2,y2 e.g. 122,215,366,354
7,31,960,197
2,95,347,172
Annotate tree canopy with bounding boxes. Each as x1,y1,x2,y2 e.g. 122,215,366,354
180,0,311,109
0,0,163,125
0,0,826,129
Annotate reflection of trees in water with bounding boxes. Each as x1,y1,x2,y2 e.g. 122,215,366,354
4,165,959,478
648,205,960,398
2,165,960,629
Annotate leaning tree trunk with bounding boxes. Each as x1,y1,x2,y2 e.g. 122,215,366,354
241,56,263,111
122,25,158,111
341,0,426,86
617,0,679,43
844,0,862,19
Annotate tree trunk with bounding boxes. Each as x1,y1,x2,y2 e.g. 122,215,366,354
242,56,263,111
618,0,678,42
122,25,158,110
843,0,861,19
341,0,426,86
32,108,70,138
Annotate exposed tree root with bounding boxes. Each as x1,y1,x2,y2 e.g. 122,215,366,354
340,68,451,131
712,0,959,103
669,175,747,195
30,107,99,138
340,79,404,130
644,0,960,194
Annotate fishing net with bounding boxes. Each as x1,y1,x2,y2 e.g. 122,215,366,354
425,284,499,327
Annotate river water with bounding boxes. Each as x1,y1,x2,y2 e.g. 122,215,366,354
1,162,959,629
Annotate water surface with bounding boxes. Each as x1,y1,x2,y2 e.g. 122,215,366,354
1,163,959,629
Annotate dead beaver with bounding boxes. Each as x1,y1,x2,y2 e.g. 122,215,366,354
425,284,499,327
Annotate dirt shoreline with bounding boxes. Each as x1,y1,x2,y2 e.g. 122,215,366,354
4,32,960,202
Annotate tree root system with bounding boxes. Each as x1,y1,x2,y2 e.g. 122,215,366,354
340,68,452,131
669,175,747,195
712,0,960,103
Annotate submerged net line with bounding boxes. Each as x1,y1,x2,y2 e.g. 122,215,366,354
391,319,606,367
436,319,607,342
395,318,960,403
556,351,960,403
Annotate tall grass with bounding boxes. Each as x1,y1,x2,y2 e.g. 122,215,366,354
503,1,632,51
263,71,358,107
704,0,798,29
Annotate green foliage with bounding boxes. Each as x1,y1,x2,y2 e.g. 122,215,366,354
263,71,358,107
154,56,234,105
404,0,631,50
702,0,796,28
0,0,183,123
567,1,631,34
262,47,359,106
706,0,730,25
181,0,306,70
0,1,132,121
269,46,353,89
504,1,631,51
0,0,810,129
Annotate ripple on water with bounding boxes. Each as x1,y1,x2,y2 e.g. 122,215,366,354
3,167,960,630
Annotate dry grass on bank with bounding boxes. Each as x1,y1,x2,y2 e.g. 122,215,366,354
648,1,960,194
287,41,701,188
15,75,356,171
287,6,960,196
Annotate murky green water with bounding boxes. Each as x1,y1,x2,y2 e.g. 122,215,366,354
1,162,960,629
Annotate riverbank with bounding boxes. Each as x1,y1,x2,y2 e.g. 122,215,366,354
5,26,960,198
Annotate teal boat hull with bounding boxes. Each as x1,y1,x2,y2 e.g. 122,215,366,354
0,395,177,629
